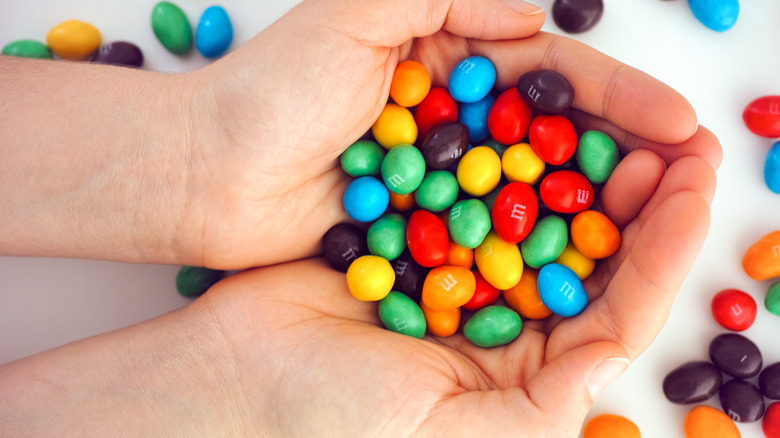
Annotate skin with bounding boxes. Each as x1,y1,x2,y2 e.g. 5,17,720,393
0,0,721,436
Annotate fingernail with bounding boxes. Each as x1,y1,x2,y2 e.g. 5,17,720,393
587,357,629,400
502,0,545,15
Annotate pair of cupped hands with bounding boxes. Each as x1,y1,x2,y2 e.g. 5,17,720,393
11,0,723,436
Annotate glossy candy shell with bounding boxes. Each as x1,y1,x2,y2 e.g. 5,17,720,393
540,170,595,214
683,406,741,438
516,69,574,114
1,39,52,59
765,141,780,194
459,94,495,143
662,361,722,404
487,88,533,145
719,379,764,423
743,230,780,280
529,115,578,165
448,56,496,103
414,87,458,138
378,292,426,339
552,0,604,33
93,41,144,68
491,182,538,244
582,414,640,438
743,96,780,138
176,265,224,297
475,231,524,290
537,263,587,317
342,176,389,222
151,1,193,55
463,306,522,348
764,403,780,438
196,5,233,58
322,223,369,272
709,333,762,378
688,0,740,32
407,210,449,267
47,19,101,60
346,255,395,301
711,289,756,332
389,60,431,108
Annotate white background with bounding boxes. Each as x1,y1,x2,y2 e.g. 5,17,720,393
1,0,779,436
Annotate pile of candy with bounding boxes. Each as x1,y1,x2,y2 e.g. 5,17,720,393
322,56,623,348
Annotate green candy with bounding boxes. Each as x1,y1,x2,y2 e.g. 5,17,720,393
415,170,459,212
380,144,426,194
151,1,193,55
482,138,509,158
367,213,407,261
2,40,52,59
766,281,780,316
448,199,491,249
463,305,522,348
520,215,568,268
480,179,509,211
176,265,224,297
378,291,426,339
340,140,385,177
576,130,619,184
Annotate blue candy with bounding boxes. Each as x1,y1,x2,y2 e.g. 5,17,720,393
459,94,495,143
765,141,780,194
196,6,233,58
343,176,389,222
688,0,739,32
538,263,588,317
448,56,496,103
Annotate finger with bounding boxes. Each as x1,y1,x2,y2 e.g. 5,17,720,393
598,149,666,229
469,33,698,145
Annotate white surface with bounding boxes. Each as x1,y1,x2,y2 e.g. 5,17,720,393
1,0,779,436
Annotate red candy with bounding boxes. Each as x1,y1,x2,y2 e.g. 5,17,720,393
414,87,458,139
462,270,501,310
528,114,578,165
539,170,594,213
764,402,780,438
487,88,533,145
406,210,449,267
711,288,757,332
491,182,538,243
743,95,780,138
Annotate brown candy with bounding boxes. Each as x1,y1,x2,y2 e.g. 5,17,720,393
719,379,765,423
709,333,763,378
419,122,469,170
662,361,722,404
322,223,369,272
552,0,604,34
93,41,144,68
516,69,574,114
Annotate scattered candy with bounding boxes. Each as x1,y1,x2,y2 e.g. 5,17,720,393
390,251,428,301
552,0,604,33
151,1,193,56
582,414,641,438
760,362,780,400
421,301,460,337
663,361,722,404
93,41,144,68
683,405,741,438
46,19,101,60
719,378,764,423
765,141,780,194
764,402,780,438
742,230,780,280
766,281,780,316
708,333,762,378
1,39,51,59
743,95,780,138
688,0,740,32
175,265,224,297
196,5,233,58
710,289,755,332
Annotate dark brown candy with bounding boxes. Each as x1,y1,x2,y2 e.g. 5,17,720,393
322,223,369,273
516,69,574,114
419,122,469,170
719,379,765,423
552,0,604,34
93,41,144,68
760,362,780,399
709,333,763,378
662,361,722,404
390,250,429,302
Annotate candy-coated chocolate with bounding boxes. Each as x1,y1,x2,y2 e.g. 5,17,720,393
576,130,619,184
688,0,739,32
711,289,756,331
487,88,533,145
322,223,369,273
482,138,509,158
663,361,722,404
719,379,764,423
537,263,587,317
1,40,52,59
503,268,552,319
445,241,474,270
151,1,192,55
346,255,395,301
421,266,476,310
420,122,469,170
570,210,620,259
390,60,431,108
683,406,741,438
341,140,386,177
744,96,780,138
764,402,780,438
407,210,449,267
47,19,101,60
742,230,780,280
414,87,458,138
765,141,780,193
540,170,595,214
520,215,568,269
475,231,524,290
447,199,492,249
176,265,224,297
554,242,595,280
415,171,459,212
491,182,538,244
462,270,500,311
516,69,574,115
502,142,546,185
93,41,144,68
463,305,522,348
343,176,389,222
552,0,604,33
380,144,426,194
378,291,426,339
448,56,496,103
582,414,640,438
390,251,429,302
766,281,780,316
421,301,460,337
367,213,407,261
456,146,502,196
196,5,233,58
709,333,762,378
389,191,415,211
372,103,418,149
760,362,780,399
529,114,578,165
459,94,495,143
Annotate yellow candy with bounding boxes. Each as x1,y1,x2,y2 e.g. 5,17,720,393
47,19,101,60
457,146,502,196
346,255,395,301
501,142,546,185
555,242,596,280
583,414,641,438
371,103,418,149
474,231,523,290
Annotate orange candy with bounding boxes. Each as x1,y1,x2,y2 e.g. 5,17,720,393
446,241,474,269
683,406,741,438
421,266,476,310
743,230,780,280
502,268,552,319
583,414,640,438
421,302,460,337
389,60,431,108
571,210,621,259
389,191,415,211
